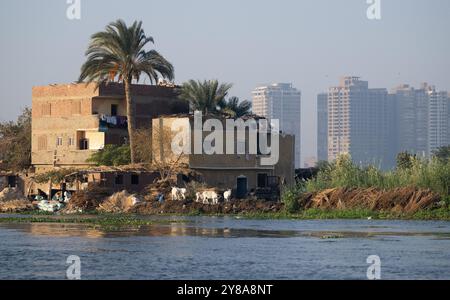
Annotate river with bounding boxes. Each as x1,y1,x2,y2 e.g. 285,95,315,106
0,215,449,280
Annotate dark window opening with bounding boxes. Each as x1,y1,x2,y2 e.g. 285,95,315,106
115,175,124,185
7,176,17,188
131,174,139,185
257,173,268,188
111,104,118,116
79,139,89,150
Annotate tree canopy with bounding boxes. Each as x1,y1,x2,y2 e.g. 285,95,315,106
0,107,31,171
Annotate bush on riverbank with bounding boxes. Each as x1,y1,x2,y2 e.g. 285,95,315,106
281,154,449,215
305,155,449,197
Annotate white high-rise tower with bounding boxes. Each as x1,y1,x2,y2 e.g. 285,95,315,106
252,83,301,168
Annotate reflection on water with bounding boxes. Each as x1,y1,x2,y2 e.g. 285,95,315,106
0,222,303,239
1,221,449,240
0,216,449,280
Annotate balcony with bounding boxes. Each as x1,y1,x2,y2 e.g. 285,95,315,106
98,115,128,130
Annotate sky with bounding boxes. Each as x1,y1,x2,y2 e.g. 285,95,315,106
0,0,449,166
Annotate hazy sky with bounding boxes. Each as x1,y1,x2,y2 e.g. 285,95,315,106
1,0,449,165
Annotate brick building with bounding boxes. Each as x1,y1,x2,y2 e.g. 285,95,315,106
31,82,188,172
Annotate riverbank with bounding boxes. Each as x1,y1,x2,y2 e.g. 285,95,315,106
2,184,449,221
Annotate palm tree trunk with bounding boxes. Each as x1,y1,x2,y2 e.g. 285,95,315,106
124,79,136,164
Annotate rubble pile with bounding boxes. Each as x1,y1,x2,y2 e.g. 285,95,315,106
63,186,112,213
0,187,33,213
143,180,173,202
0,199,34,213
0,187,26,202
97,191,141,213
130,199,283,215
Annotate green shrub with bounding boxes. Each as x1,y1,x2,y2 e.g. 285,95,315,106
87,144,131,166
281,184,304,213
306,154,450,197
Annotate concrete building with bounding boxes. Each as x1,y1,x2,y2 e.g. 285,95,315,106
427,86,449,154
390,84,428,156
448,92,450,146
31,82,189,172
327,77,393,169
390,83,449,157
252,83,301,168
317,93,328,162
151,115,295,193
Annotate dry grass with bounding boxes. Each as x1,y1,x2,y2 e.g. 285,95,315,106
300,187,441,214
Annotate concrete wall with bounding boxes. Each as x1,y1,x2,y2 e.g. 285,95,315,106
152,116,295,190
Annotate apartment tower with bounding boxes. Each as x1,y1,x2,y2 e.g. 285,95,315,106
252,83,302,168
327,77,392,169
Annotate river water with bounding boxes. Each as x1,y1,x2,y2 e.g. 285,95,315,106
0,215,449,280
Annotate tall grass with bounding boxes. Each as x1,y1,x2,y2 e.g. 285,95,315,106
305,154,450,197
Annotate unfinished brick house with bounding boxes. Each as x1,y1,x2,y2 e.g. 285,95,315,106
152,115,295,197
31,82,189,172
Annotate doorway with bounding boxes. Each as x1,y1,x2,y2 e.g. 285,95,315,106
236,176,248,199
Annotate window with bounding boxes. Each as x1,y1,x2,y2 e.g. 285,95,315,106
7,176,17,188
56,137,63,146
111,104,118,116
42,103,51,116
79,139,89,150
38,135,47,151
68,137,74,146
257,173,268,188
115,175,124,185
131,174,139,185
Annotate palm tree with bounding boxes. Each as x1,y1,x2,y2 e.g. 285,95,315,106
180,80,232,115
78,19,174,164
219,96,252,118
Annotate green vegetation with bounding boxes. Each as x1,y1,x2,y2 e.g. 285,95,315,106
0,108,31,171
180,79,232,115
179,80,253,117
87,144,131,166
219,96,252,118
281,184,303,213
79,19,174,164
304,154,450,197
237,208,450,221
0,215,185,228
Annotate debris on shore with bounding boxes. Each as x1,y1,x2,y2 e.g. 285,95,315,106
0,199,35,213
36,200,64,213
0,187,34,213
0,187,26,202
130,199,283,215
98,191,141,213
62,186,112,213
